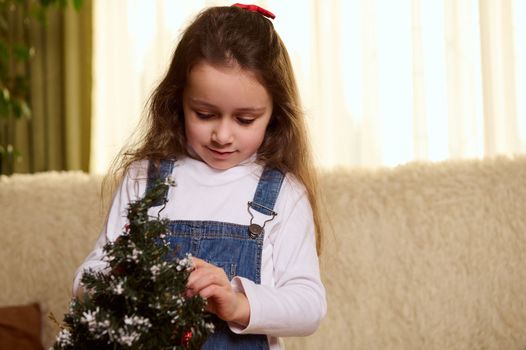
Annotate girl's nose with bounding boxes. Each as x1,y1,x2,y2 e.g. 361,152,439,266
211,119,233,145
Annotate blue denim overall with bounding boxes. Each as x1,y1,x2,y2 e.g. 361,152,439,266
146,159,284,350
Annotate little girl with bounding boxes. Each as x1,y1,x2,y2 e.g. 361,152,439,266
74,4,326,349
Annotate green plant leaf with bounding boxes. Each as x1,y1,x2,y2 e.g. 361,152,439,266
19,100,31,118
12,101,22,118
30,6,47,24
38,0,68,8
3,144,22,159
14,75,29,94
13,44,31,62
1,87,10,101
0,16,8,32
0,42,8,62
0,103,7,118
0,89,9,118
39,0,54,7
12,98,31,119
72,0,82,11
13,148,22,160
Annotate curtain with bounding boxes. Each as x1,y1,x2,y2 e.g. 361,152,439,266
5,1,92,174
90,0,526,173
63,2,93,172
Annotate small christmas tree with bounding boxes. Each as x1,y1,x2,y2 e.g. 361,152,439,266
52,177,214,349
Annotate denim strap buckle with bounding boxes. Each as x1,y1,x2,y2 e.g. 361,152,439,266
247,201,277,238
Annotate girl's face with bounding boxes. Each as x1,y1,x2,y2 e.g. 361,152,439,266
183,61,273,170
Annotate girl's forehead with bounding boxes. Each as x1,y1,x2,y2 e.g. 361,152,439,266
189,59,266,85
184,61,272,109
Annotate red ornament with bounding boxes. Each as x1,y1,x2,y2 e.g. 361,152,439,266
112,264,126,276
181,330,193,346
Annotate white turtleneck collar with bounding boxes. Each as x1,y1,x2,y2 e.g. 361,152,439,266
177,153,262,186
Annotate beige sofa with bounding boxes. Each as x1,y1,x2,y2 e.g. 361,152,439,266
1,156,526,349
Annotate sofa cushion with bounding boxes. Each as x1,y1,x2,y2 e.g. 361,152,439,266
0,303,44,350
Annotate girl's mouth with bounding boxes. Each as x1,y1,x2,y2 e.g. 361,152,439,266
208,147,236,158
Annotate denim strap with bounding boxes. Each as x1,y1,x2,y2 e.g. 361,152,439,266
250,167,285,215
145,159,175,207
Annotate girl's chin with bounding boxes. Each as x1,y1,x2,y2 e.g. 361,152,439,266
203,153,250,170
203,158,239,170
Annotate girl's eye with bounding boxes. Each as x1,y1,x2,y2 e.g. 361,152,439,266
237,118,255,125
196,112,214,120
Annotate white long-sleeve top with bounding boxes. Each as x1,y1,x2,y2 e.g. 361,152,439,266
73,156,326,349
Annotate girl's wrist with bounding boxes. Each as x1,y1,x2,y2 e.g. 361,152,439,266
228,292,250,327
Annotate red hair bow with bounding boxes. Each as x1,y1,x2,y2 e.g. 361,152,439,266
232,3,276,19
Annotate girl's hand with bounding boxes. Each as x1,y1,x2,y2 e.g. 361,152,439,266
186,257,250,326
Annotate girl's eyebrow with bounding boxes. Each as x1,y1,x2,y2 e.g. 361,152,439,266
189,98,267,113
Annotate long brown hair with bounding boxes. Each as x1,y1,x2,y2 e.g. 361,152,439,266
108,6,323,253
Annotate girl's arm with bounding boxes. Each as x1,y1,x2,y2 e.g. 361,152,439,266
228,183,327,337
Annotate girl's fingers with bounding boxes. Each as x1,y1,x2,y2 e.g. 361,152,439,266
197,284,220,300
190,256,207,269
183,258,247,323
188,269,221,291
186,259,229,296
